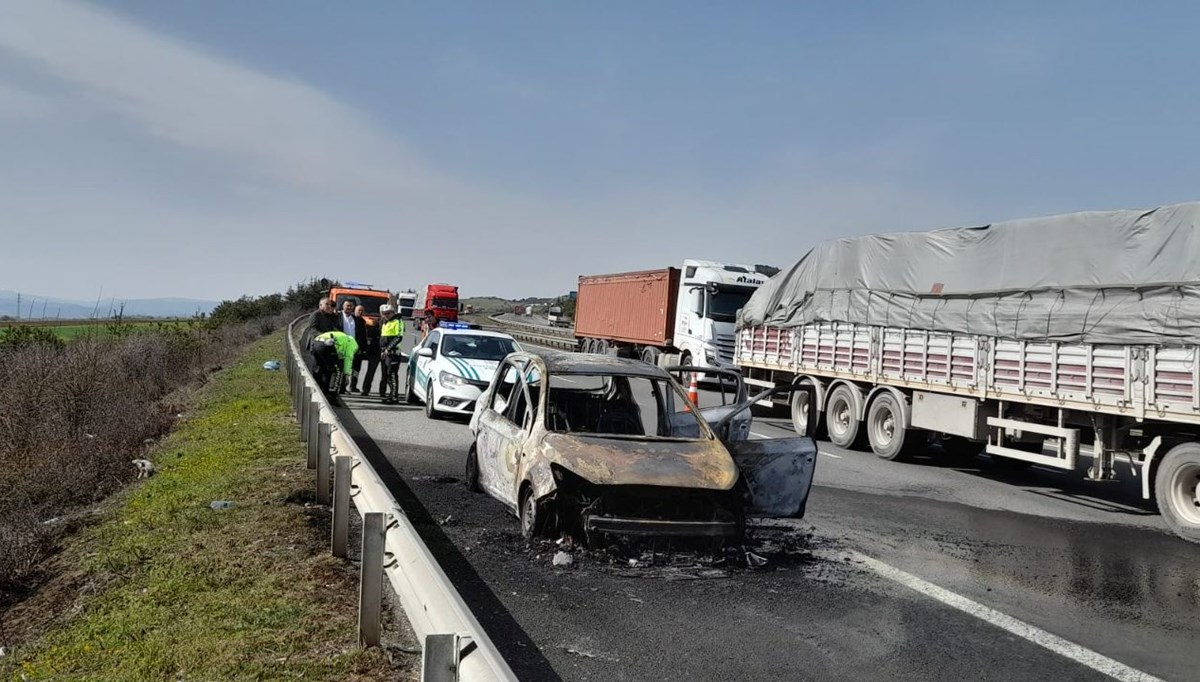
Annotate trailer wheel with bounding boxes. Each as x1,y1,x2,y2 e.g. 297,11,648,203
1154,442,1200,544
824,385,863,449
866,392,907,460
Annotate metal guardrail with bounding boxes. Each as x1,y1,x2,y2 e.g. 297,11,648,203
284,317,518,682
485,313,576,350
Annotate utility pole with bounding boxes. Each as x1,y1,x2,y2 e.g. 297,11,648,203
15,292,20,320
28,297,36,319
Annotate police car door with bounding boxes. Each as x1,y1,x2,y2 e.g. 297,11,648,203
412,330,440,397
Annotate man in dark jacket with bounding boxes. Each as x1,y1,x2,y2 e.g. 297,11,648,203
304,297,339,356
351,304,378,394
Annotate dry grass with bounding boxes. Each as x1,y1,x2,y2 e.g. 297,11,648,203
0,331,413,680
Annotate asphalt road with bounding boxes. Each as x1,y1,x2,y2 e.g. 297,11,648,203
334,343,1198,682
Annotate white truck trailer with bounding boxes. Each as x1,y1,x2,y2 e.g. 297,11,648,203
735,202,1200,544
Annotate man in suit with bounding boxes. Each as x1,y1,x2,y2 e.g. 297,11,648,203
353,304,381,394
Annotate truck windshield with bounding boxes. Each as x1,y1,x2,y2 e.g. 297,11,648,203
432,297,457,308
336,295,386,316
705,288,754,322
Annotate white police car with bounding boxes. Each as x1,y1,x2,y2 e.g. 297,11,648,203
407,323,521,418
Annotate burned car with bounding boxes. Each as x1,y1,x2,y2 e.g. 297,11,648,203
466,349,817,545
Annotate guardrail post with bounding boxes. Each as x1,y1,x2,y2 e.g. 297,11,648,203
359,512,385,648
332,455,351,558
316,423,332,504
306,402,320,469
300,387,312,442
422,634,463,682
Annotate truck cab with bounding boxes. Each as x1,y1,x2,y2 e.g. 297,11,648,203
419,284,460,324
395,290,418,320
327,284,391,327
674,260,776,371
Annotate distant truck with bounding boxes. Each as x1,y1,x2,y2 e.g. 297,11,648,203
417,284,459,324
326,284,390,326
574,260,776,370
395,290,417,320
547,305,570,328
735,202,1200,544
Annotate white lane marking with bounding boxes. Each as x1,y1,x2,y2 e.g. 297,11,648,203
751,431,842,458
841,550,1163,682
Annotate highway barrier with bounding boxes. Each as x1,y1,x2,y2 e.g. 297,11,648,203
285,317,518,682
485,313,576,350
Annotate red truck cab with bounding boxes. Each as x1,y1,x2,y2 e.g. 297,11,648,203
421,284,460,324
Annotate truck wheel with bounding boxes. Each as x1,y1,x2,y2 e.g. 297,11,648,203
866,392,908,460
824,385,863,449
1154,442,1200,544
791,387,824,438
641,346,660,367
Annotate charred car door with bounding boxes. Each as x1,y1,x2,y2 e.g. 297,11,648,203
475,358,532,509
664,366,753,442
716,384,819,518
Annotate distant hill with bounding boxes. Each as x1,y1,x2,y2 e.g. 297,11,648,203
462,296,554,313
0,290,218,320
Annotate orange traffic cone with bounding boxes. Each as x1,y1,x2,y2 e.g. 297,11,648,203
687,372,700,408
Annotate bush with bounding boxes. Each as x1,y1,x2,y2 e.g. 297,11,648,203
0,308,301,589
0,325,65,352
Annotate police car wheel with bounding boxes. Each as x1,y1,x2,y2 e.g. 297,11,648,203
425,380,440,419
405,373,417,404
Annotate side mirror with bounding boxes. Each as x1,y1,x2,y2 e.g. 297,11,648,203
417,347,434,358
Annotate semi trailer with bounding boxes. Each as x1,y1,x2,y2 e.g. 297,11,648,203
735,202,1200,544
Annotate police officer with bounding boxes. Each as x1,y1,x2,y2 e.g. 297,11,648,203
378,304,406,404
312,330,359,395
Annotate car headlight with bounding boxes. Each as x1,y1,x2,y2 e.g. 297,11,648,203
705,349,718,364
439,371,469,389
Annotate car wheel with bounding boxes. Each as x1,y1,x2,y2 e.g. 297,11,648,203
425,380,440,419
519,486,545,540
465,444,482,493
404,371,417,404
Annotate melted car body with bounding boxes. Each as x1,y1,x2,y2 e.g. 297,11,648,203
467,350,817,544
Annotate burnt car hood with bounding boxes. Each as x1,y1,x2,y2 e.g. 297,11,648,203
539,433,738,491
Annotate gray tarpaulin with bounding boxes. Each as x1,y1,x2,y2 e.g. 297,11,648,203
739,202,1200,346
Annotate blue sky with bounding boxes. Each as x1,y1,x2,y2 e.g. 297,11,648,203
1,1,1198,300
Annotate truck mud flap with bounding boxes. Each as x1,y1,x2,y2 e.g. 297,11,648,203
727,437,818,518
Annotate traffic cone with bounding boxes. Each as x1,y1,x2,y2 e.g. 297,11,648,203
687,372,699,408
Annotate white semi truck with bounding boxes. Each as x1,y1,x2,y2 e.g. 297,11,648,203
575,259,778,372
735,203,1200,544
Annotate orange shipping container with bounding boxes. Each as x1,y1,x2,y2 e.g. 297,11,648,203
574,268,680,346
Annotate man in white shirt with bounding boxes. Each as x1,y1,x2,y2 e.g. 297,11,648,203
341,300,356,337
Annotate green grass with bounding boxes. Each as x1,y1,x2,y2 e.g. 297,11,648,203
2,332,407,681
0,320,176,341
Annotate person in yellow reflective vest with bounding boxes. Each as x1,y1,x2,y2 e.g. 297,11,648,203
313,330,359,395
378,305,406,404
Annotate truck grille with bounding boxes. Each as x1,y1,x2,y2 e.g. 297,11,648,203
715,334,737,364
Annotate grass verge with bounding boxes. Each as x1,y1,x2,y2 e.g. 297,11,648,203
1,332,413,681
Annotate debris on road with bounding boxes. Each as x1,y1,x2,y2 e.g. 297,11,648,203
439,514,453,526
132,458,156,479
262,360,281,371
552,551,574,567
411,475,459,484
209,500,235,510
